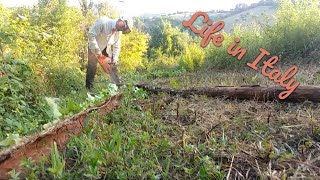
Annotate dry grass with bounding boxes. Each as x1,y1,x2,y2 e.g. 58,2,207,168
149,62,320,179
152,61,320,89
150,94,320,179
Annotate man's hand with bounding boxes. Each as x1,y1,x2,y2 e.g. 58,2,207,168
96,54,112,73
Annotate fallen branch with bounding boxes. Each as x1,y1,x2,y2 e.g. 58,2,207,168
0,95,122,179
135,84,320,103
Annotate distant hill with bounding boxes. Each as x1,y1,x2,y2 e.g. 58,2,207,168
139,3,278,34
221,5,277,33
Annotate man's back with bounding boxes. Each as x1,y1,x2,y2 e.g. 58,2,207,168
88,16,121,60
86,16,133,89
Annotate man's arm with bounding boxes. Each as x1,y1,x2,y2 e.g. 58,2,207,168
88,19,103,56
88,18,112,73
112,33,121,63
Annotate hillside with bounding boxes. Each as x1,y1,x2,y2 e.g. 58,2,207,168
140,5,277,34
222,5,277,33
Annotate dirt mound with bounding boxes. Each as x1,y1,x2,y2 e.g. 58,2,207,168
0,95,121,180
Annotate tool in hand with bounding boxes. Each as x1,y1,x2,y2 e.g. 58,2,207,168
96,54,121,84
96,54,112,73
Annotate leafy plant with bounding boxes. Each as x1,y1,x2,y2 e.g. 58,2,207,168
8,169,21,180
0,134,21,147
48,142,65,178
45,97,62,120
119,28,149,71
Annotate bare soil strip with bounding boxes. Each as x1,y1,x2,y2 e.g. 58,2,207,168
0,95,122,179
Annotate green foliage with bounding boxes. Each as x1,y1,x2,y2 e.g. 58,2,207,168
45,97,62,120
17,86,232,179
147,52,179,70
148,20,191,59
45,67,84,96
265,0,320,58
146,19,206,72
94,2,119,18
0,1,139,142
119,29,149,71
203,31,240,69
205,24,267,69
0,58,49,138
202,0,320,69
48,142,65,178
0,133,21,147
8,169,21,180
197,156,224,179
179,43,206,72
0,2,94,140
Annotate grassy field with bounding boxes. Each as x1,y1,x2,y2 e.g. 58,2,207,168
16,59,320,179
1,1,320,179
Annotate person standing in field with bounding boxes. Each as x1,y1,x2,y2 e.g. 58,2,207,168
86,16,133,90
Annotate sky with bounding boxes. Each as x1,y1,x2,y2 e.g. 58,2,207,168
0,0,260,16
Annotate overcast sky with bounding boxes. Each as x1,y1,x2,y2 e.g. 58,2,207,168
0,0,260,16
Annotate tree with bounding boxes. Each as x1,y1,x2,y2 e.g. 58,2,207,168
235,3,248,12
94,2,119,18
119,29,149,71
147,20,190,59
78,0,93,16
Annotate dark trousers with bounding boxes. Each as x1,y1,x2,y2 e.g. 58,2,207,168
85,47,120,90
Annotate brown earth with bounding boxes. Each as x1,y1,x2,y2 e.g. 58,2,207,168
0,95,122,180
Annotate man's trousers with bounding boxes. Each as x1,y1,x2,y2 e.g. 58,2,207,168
85,47,121,90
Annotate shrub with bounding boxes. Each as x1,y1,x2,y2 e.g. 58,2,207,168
204,0,320,69
0,58,49,138
179,43,205,72
147,19,191,60
119,29,149,72
46,66,85,96
265,0,320,58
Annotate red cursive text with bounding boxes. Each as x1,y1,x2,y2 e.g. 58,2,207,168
182,12,225,48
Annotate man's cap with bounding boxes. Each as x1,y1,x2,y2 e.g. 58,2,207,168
119,16,133,31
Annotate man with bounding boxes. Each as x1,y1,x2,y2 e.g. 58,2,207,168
86,16,133,90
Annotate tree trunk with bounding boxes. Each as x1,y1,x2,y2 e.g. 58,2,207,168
135,84,320,103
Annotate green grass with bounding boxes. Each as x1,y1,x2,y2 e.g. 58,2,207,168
15,64,320,179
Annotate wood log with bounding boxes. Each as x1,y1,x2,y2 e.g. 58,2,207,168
135,84,320,103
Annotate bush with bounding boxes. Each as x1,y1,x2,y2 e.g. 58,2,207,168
147,19,191,60
265,0,320,58
0,2,90,138
179,43,205,72
119,29,149,72
146,50,178,70
0,58,49,138
203,30,250,69
46,67,85,96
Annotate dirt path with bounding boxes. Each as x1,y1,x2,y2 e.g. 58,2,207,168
0,95,121,179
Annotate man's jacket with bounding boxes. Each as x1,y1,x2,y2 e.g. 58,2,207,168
88,17,121,63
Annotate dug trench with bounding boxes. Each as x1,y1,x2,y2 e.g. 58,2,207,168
0,95,122,179
1,84,320,179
